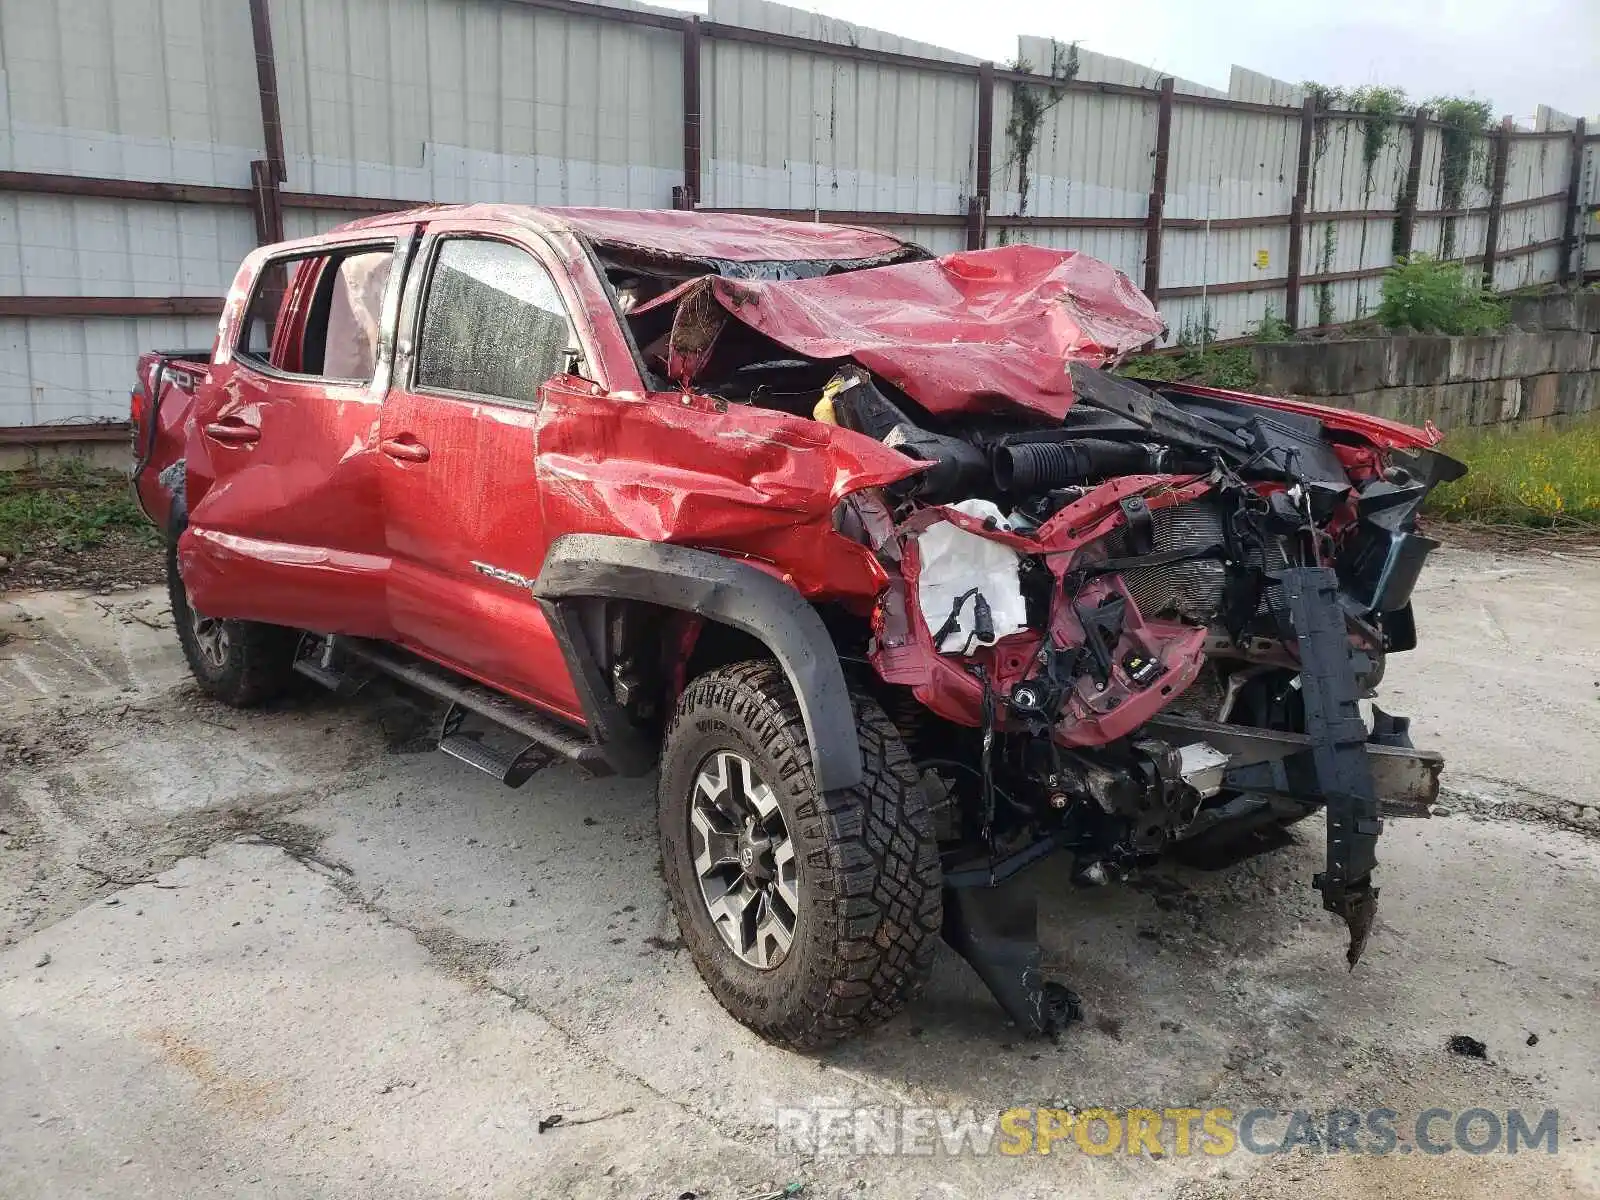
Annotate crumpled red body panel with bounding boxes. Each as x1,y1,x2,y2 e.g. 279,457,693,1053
533,384,924,605
686,244,1166,419
558,207,910,263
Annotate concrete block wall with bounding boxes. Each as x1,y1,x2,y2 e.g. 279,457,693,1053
1251,295,1600,431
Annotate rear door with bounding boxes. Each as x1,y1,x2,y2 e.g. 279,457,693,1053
378,226,597,720
180,230,414,636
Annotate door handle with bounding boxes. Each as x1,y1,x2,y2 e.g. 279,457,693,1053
203,419,260,444
380,437,430,463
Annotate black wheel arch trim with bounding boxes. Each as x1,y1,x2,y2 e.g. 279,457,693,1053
533,534,865,793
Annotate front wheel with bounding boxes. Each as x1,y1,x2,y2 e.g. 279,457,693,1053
658,660,943,1050
166,532,297,707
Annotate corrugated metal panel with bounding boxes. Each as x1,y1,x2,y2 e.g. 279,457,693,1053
870,222,964,257
1228,67,1303,107
0,0,263,186
1162,226,1291,290
1290,278,1373,332
1168,105,1297,221
991,85,1156,220
1493,247,1561,293
1535,105,1578,132
1411,211,1490,263
712,0,978,63
1014,38,1221,99
270,0,684,205
1308,114,1411,219
0,195,255,296
1160,291,1287,347
281,208,388,240
1161,104,1296,338
0,315,218,424
1502,134,1569,205
992,226,1144,282
701,35,976,213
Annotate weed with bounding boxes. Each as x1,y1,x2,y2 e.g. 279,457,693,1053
1376,254,1506,334
1252,309,1293,342
0,462,157,560
1428,418,1600,526
1120,346,1261,391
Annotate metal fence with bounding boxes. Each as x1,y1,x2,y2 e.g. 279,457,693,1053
1,0,1595,431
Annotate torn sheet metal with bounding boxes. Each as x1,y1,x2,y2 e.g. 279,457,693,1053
559,207,914,270
663,245,1167,420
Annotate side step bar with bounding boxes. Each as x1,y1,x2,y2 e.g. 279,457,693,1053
296,635,616,781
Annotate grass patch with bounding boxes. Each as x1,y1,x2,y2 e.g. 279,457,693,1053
0,459,158,562
1120,345,1263,392
1428,418,1600,527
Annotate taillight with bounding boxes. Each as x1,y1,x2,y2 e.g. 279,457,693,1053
130,386,147,457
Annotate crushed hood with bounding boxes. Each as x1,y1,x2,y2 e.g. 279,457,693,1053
662,244,1166,420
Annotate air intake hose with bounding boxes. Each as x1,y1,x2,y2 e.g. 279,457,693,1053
993,439,1174,492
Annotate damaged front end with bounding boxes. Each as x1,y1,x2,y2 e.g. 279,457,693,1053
600,239,1460,1033
839,364,1459,1026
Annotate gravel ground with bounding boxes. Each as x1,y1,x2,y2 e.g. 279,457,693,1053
1,545,1597,1199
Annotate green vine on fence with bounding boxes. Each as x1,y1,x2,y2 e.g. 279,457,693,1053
1431,96,1493,259
1316,221,1338,327
1004,40,1079,216
1301,83,1407,195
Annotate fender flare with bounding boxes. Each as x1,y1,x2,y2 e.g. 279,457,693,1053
533,534,864,793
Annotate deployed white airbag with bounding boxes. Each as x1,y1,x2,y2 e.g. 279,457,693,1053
916,500,1029,655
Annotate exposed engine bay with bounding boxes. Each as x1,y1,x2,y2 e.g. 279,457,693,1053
593,235,1462,996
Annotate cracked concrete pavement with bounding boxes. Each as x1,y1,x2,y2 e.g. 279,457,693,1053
1,545,1598,1199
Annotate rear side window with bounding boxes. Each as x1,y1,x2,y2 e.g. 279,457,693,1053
235,245,395,382
414,238,574,405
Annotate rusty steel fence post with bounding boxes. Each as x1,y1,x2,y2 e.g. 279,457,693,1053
247,0,287,246
1284,95,1316,329
1395,106,1429,260
1142,77,1175,307
969,60,994,250
681,16,703,209
1481,115,1514,288
1560,117,1588,284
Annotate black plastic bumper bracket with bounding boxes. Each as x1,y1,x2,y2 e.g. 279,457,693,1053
1276,566,1384,968
942,878,1082,1036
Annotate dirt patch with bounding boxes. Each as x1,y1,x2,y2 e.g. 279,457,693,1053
0,463,164,593
1433,522,1600,557
1,539,165,594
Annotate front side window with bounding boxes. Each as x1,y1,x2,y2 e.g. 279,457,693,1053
414,239,574,405
235,245,395,382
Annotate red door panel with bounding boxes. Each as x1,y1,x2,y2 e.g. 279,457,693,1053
379,388,583,720
180,238,410,638
378,229,593,721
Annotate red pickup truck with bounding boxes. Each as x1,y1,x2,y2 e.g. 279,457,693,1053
132,206,1456,1047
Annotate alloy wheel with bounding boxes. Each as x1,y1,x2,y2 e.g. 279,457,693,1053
689,749,800,969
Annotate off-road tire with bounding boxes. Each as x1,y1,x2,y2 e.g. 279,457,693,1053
165,530,297,707
658,660,943,1050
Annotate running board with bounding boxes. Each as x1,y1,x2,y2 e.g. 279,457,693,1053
437,701,554,786
301,637,615,780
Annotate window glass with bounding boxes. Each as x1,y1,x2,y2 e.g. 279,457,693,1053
321,252,392,380
234,247,394,382
415,239,573,405
237,268,284,360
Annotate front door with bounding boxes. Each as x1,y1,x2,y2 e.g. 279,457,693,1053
181,234,413,637
378,231,591,721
